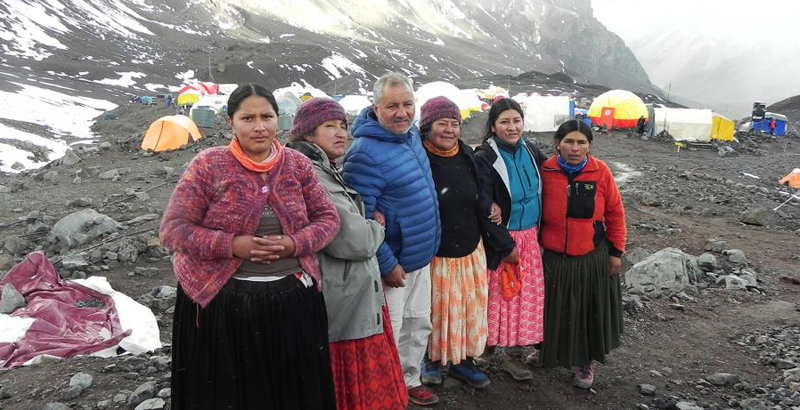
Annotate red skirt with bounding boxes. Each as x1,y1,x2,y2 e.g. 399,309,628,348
329,305,408,410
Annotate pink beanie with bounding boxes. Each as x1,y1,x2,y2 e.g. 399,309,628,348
291,98,347,138
419,96,460,130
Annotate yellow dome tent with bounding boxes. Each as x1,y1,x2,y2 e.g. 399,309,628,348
588,90,648,129
141,115,203,152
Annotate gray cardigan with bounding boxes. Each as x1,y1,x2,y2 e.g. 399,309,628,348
287,141,386,342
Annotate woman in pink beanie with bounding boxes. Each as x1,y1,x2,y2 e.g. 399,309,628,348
287,97,408,410
418,96,506,390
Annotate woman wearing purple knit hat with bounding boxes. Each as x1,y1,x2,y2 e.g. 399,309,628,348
418,96,507,390
286,98,408,410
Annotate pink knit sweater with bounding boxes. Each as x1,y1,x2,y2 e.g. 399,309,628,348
159,146,340,307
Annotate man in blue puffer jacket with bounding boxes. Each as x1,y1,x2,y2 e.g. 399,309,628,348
343,72,442,406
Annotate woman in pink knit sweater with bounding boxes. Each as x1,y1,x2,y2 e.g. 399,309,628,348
160,84,340,410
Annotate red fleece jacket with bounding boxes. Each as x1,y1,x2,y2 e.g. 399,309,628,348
540,156,626,257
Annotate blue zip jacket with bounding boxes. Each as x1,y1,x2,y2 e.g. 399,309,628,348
497,138,541,230
343,107,441,276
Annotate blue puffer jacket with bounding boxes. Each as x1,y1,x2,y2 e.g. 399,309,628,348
343,107,441,276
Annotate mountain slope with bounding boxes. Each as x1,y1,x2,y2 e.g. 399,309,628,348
0,0,657,172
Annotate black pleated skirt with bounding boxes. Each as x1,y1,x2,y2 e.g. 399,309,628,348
171,276,336,410
540,241,623,368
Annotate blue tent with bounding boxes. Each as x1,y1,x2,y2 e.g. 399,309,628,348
753,112,788,136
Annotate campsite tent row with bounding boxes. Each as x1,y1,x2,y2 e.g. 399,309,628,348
649,107,735,142
752,112,788,136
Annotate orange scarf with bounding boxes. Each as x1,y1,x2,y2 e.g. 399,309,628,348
229,138,283,173
423,139,459,157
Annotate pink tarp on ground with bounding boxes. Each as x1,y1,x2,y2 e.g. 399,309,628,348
0,252,130,368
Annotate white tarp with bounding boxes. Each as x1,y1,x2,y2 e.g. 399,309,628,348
273,82,328,101
654,108,713,142
275,92,302,116
517,95,571,132
190,95,228,117
338,95,372,115
415,82,486,120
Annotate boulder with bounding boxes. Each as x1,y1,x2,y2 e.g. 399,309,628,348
705,239,728,253
718,275,749,290
723,249,748,265
741,208,776,226
99,169,120,180
706,372,741,386
69,372,93,390
43,170,59,183
0,253,13,271
50,209,121,248
61,254,88,270
696,253,718,272
739,398,767,410
61,149,81,166
625,248,700,291
622,294,644,311
68,198,93,207
134,398,166,410
3,236,30,255
638,383,657,396
128,381,157,409
718,146,735,157
0,284,26,314
675,402,703,410
625,248,651,266
42,403,70,410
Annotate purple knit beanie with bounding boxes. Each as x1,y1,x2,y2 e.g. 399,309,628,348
420,96,460,130
291,97,347,138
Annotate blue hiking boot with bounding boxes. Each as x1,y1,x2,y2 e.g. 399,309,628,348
421,358,443,386
449,358,490,389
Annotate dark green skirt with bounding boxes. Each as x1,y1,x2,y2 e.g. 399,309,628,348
540,241,623,368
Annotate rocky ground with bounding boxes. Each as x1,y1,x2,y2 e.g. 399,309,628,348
0,102,799,410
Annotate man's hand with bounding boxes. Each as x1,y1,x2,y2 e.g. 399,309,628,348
489,202,502,225
383,264,406,288
608,256,622,275
502,247,519,265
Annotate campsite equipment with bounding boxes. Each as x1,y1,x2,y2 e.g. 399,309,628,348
588,90,648,129
177,82,220,106
141,115,203,152
191,107,217,128
753,113,788,136
779,168,800,189
711,113,735,141
653,108,713,142
674,142,685,152
518,95,571,132
752,101,766,121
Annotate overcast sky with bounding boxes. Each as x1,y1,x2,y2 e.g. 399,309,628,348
591,0,800,42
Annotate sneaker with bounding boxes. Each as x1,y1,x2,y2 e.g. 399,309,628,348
421,359,443,386
573,361,598,389
408,385,439,406
525,349,542,367
449,359,490,389
502,355,533,381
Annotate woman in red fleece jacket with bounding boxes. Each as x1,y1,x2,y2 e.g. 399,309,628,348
539,119,626,390
160,84,340,410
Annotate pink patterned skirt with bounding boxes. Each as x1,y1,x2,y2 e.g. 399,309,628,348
486,226,545,347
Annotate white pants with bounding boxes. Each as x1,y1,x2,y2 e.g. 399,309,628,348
384,265,432,389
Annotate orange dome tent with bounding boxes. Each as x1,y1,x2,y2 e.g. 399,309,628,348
779,168,800,189
141,115,203,152
588,90,648,129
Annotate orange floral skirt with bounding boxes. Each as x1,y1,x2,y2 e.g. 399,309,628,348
427,241,488,365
